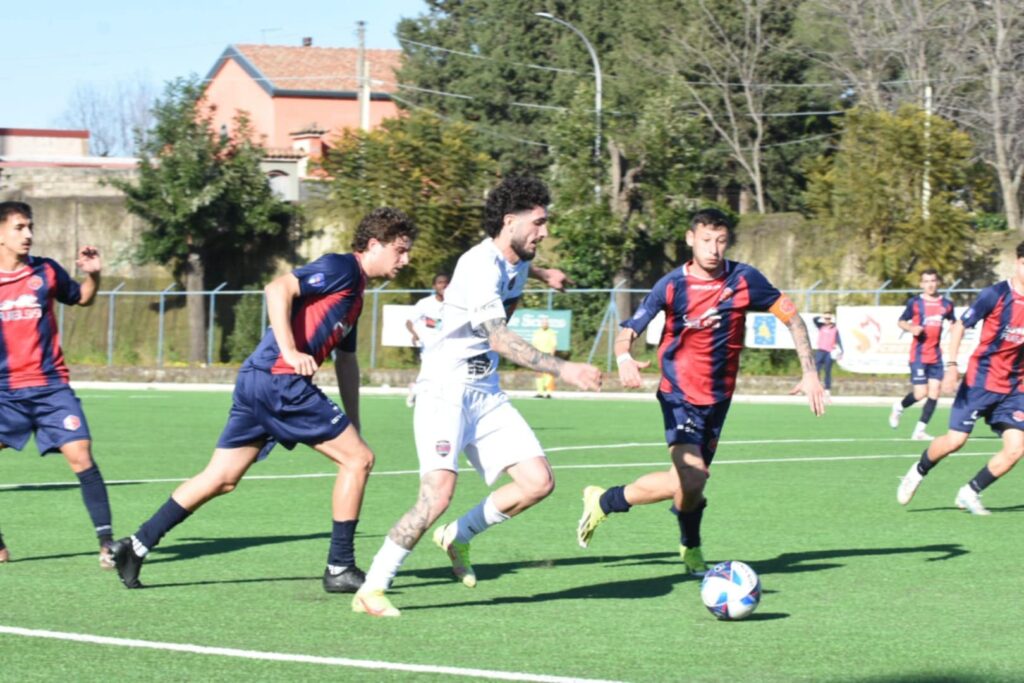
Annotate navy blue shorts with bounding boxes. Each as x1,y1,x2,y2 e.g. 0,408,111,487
0,384,91,455
657,393,731,466
216,370,351,460
947,383,1024,435
909,361,944,385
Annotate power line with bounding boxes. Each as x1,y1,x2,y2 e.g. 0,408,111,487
388,93,550,148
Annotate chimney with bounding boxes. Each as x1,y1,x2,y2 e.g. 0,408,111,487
302,37,313,47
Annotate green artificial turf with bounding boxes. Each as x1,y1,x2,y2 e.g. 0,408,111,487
1,391,1022,681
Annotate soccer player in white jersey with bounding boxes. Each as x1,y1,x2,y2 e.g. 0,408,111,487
353,176,604,617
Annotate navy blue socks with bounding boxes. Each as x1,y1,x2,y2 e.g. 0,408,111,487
76,465,113,542
328,519,358,567
677,499,707,548
599,486,632,515
135,497,191,551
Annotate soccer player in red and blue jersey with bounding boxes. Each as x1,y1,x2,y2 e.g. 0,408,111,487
576,208,826,574
0,201,115,568
109,208,416,589
889,269,955,440
898,243,1024,515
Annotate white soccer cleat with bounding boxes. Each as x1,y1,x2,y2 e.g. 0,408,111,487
897,464,924,505
889,401,902,429
911,430,934,441
955,485,992,516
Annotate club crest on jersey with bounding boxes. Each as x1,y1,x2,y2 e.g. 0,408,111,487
63,415,82,431
306,272,326,289
435,440,452,457
27,275,43,291
1014,411,1024,423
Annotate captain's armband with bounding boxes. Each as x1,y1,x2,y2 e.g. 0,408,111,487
769,294,798,324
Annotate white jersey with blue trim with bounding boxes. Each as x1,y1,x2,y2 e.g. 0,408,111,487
418,238,529,389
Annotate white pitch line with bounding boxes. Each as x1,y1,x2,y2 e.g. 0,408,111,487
544,437,925,453
0,625,624,683
0,451,992,491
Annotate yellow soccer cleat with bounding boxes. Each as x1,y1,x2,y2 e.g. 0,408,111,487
351,589,401,617
681,545,709,577
433,522,476,588
576,486,607,549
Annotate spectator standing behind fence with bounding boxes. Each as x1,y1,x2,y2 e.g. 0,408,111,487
813,313,842,399
405,273,448,407
0,201,115,569
531,315,558,398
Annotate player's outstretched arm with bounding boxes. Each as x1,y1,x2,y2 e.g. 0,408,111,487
785,314,826,416
529,265,574,292
265,273,317,376
335,350,361,433
481,318,602,391
75,246,102,306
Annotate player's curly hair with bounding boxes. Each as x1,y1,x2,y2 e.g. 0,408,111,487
483,176,551,238
0,201,32,224
351,207,418,252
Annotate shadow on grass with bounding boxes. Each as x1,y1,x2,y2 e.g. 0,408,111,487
400,543,967,612
0,480,143,493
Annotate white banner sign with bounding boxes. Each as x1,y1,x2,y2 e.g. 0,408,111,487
835,305,978,374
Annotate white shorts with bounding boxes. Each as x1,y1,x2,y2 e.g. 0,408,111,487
413,382,545,485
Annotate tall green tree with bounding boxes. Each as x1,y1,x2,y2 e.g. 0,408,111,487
110,77,297,364
804,105,980,287
319,109,497,285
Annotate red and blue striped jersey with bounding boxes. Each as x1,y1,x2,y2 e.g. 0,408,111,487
243,253,366,374
622,260,785,405
962,281,1024,394
0,257,81,390
900,295,955,364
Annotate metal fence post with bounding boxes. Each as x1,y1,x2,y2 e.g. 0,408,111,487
369,282,389,369
546,288,554,310
58,302,64,336
804,280,821,312
156,283,176,367
875,279,892,306
260,290,268,333
207,282,228,366
106,282,125,366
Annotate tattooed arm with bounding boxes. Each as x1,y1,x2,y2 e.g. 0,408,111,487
480,318,602,391
785,314,826,416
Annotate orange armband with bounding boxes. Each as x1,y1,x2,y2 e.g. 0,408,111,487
769,294,798,324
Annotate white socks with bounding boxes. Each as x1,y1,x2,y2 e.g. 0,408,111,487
454,495,510,544
363,537,411,592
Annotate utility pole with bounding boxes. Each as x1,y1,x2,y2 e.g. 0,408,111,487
922,83,932,221
357,21,371,131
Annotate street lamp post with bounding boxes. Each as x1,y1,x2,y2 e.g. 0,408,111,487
535,12,602,201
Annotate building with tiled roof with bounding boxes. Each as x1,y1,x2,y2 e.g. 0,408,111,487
203,40,402,172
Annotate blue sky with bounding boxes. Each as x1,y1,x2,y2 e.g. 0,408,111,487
6,0,428,128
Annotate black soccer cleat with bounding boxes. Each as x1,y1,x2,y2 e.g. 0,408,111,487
109,537,145,589
322,566,366,593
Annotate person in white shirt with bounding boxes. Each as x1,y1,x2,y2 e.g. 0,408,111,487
353,176,604,617
404,273,448,406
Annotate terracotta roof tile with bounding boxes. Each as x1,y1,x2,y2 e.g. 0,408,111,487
232,44,402,94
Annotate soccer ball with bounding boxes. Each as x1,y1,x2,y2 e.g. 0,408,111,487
700,561,761,620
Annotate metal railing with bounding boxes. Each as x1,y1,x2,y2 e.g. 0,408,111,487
53,282,987,371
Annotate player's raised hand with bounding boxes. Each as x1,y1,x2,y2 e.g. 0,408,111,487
789,370,827,416
76,246,102,273
561,361,603,391
282,348,318,376
617,357,651,388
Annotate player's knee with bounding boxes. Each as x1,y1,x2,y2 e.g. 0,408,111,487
521,471,555,503
349,444,375,473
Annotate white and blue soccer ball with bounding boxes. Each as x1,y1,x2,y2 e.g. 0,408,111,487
700,560,761,620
